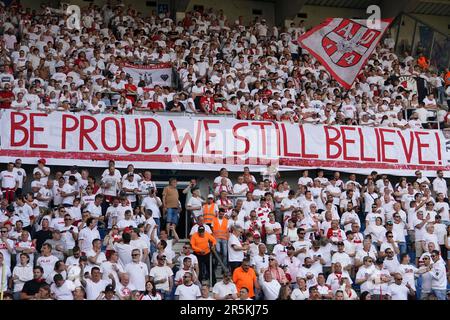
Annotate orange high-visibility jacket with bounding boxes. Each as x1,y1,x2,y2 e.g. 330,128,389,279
202,203,217,224
212,216,229,240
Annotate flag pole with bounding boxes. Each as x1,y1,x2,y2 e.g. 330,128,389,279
0,262,5,300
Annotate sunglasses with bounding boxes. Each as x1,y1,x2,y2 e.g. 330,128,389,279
132,254,140,257
1,230,7,233
423,257,430,260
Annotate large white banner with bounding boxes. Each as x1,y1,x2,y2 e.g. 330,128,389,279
298,18,392,89
122,63,173,88
0,111,448,176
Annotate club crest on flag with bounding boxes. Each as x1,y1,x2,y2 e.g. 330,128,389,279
298,17,392,89
322,19,381,68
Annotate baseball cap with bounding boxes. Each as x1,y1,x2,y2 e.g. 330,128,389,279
253,233,260,239
198,226,205,232
38,158,46,165
105,284,115,292
207,194,214,199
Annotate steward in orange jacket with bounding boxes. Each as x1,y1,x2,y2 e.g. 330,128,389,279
212,209,229,241
190,226,217,255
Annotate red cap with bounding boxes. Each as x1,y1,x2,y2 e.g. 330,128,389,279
253,233,260,238
38,158,46,165
3,220,12,226
123,227,133,234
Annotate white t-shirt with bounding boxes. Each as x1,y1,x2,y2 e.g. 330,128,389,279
113,243,133,267
14,203,34,227
12,167,26,188
78,227,101,253
85,202,102,218
125,261,149,291
101,175,121,197
0,170,18,188
212,281,238,299
228,233,244,262
233,183,249,195
51,280,76,300
265,221,281,245
122,179,139,203
33,166,50,184
291,288,309,300
298,176,313,186
260,279,281,300
141,197,162,219
62,183,77,205
37,255,59,278
60,225,79,250
86,249,107,267
100,261,125,284
149,265,173,292
85,278,111,300
187,196,204,219
388,283,409,300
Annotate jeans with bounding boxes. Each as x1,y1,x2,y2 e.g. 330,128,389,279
166,208,179,225
153,218,161,235
431,288,447,300
215,239,228,268
157,289,171,300
437,86,446,104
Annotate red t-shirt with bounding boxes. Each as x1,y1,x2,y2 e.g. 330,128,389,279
147,101,164,111
124,84,137,103
199,96,214,113
237,111,249,120
262,112,276,120
216,106,230,113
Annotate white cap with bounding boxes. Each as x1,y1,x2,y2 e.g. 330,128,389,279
207,194,214,199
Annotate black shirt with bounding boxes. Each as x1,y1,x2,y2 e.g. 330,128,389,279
33,229,52,252
166,101,185,112
21,278,47,296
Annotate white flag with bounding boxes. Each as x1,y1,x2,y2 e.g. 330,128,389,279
298,18,393,89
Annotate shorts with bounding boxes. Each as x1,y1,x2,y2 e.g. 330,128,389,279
166,208,179,225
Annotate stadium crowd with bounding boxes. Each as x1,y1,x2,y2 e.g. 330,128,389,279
0,158,449,300
0,0,450,301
